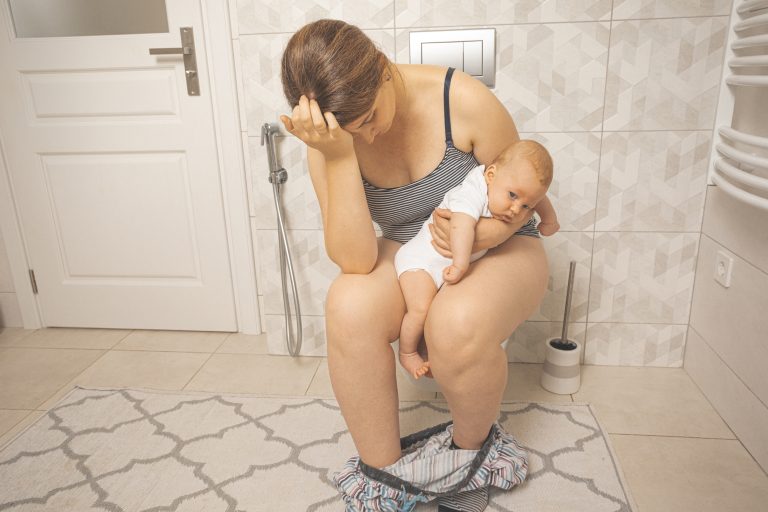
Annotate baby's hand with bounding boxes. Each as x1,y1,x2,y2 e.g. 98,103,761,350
538,219,560,236
443,264,467,284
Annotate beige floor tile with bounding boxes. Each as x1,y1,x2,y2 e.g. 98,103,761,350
573,366,734,438
611,434,768,512
184,353,321,395
0,409,32,438
0,410,45,451
503,363,575,403
9,327,130,350
0,348,105,409
114,330,229,352
0,328,37,347
38,350,211,410
306,359,436,401
215,332,269,354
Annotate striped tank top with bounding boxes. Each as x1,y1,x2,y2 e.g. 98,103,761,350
362,67,539,244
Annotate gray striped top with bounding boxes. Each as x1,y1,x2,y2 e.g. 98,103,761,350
362,68,539,244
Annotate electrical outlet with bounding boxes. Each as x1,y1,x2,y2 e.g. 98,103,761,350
714,250,734,288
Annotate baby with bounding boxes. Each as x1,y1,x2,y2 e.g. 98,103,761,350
396,139,558,379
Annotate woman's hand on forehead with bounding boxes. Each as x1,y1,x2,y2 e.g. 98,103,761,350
280,95,354,161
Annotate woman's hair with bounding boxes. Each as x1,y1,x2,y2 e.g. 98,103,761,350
281,19,390,127
493,139,554,187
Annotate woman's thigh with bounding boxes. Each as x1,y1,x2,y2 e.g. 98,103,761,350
325,237,406,346
425,235,549,354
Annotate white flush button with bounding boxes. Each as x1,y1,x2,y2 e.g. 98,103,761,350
410,28,496,87
463,40,483,75
421,41,464,69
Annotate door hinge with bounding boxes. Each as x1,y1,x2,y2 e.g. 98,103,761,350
29,269,38,294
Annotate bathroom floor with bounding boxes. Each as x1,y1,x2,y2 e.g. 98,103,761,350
1,327,767,511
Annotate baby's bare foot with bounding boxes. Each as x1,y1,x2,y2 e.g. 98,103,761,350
443,264,467,284
399,351,431,380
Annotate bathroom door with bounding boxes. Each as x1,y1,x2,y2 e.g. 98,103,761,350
0,0,237,331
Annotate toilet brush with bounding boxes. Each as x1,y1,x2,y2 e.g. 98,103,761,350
540,261,582,394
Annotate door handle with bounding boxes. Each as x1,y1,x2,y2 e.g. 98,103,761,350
149,27,199,96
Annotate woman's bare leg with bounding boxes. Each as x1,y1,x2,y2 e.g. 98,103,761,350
325,238,406,468
398,270,438,379
425,235,548,449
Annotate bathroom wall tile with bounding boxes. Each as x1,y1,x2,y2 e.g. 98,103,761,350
396,23,610,132
612,0,733,19
595,131,711,232
520,132,600,232
236,0,394,35
532,231,593,323
685,326,768,473
702,185,768,273
604,17,728,131
507,321,587,363
255,229,337,316
690,235,768,406
589,232,699,323
585,322,686,367
395,0,612,26
240,30,395,136
265,313,327,356
495,23,610,132
250,135,322,230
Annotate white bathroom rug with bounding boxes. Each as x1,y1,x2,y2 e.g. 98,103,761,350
0,386,636,511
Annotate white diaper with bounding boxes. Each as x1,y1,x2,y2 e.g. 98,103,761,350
395,221,487,289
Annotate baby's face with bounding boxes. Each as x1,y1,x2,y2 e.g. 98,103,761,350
484,157,548,223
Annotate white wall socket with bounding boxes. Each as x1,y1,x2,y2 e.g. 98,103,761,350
714,250,734,288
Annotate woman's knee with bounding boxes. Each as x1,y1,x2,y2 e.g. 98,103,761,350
325,272,403,347
424,301,488,369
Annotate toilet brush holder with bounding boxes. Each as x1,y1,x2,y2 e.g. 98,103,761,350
541,337,582,394
540,261,582,395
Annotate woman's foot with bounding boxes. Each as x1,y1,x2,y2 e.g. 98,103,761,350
399,351,431,379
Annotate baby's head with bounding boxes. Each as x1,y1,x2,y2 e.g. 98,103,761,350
484,140,553,222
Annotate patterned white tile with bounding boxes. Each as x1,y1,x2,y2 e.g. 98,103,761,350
236,0,395,34
612,0,732,19
265,314,327,356
240,30,395,136
520,132,600,232
532,232,593,323
507,321,587,363
595,131,711,232
603,17,728,131
495,23,610,132
585,322,686,367
249,135,322,230
255,230,338,316
395,0,612,25
589,232,699,323
397,23,609,131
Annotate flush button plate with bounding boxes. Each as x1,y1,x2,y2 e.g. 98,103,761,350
410,28,496,87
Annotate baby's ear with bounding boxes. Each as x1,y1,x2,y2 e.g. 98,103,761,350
484,164,496,183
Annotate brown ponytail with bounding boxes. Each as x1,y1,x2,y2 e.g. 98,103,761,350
281,19,389,126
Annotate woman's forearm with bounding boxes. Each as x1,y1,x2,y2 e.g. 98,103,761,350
323,154,378,273
472,217,523,252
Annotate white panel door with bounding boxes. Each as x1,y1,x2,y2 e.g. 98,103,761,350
0,1,237,331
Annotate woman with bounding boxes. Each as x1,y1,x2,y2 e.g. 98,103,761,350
280,18,548,508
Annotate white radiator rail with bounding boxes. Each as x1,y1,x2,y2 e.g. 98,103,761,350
709,0,768,210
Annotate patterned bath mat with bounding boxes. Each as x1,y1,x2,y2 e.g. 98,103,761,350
0,386,636,511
